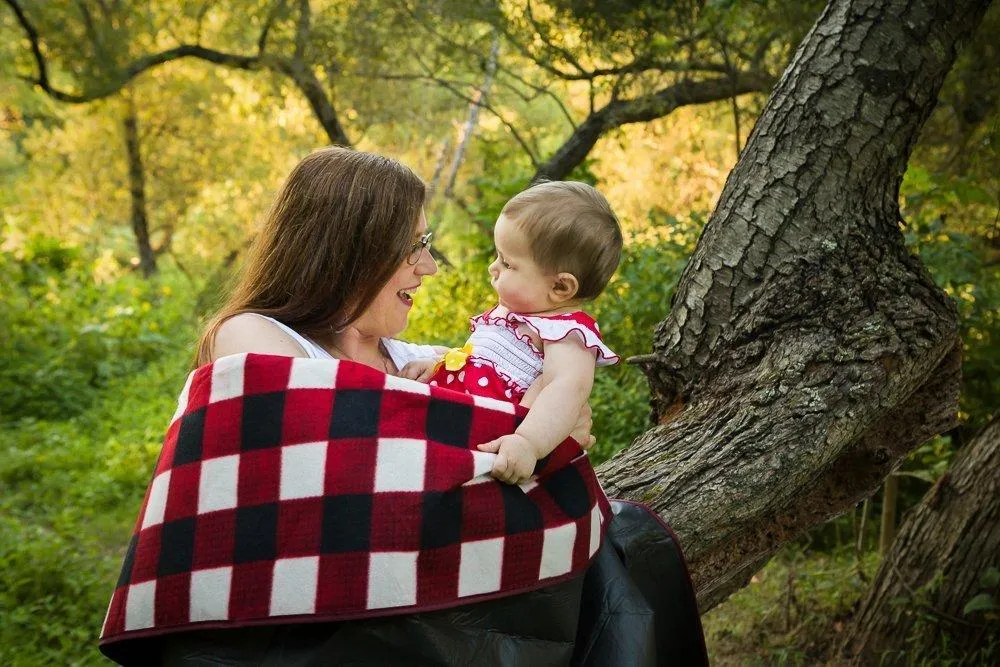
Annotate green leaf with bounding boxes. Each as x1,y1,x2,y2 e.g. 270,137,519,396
980,567,1000,589
963,593,996,615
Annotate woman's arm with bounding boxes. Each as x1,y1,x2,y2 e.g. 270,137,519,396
211,313,309,362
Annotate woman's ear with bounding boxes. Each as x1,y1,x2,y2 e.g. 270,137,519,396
550,272,580,303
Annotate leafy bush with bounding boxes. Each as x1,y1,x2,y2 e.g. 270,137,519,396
0,237,197,423
0,346,192,664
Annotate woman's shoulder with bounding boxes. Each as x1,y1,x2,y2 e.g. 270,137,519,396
211,313,310,361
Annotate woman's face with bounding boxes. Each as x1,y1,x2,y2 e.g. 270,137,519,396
354,211,437,339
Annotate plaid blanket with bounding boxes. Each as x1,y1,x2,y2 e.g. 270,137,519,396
100,353,611,649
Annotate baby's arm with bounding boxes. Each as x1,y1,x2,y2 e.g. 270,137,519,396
480,339,596,483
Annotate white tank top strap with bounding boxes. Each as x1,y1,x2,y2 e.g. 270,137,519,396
251,314,335,360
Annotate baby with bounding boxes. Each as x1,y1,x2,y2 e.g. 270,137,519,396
402,181,622,484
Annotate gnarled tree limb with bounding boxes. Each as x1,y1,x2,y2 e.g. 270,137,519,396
597,0,990,611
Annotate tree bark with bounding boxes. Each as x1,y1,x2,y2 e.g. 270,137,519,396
122,97,157,278
597,0,990,612
843,415,1000,664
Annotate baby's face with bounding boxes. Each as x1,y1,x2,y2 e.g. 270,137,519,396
488,214,555,314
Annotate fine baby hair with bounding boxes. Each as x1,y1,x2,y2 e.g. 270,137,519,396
501,180,623,300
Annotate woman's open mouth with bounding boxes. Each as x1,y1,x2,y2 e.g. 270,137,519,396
397,287,416,306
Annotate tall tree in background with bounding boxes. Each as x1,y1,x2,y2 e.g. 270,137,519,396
597,0,989,611
121,94,156,276
4,0,352,144
391,0,821,182
843,415,999,663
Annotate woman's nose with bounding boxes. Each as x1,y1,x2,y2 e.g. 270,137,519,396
416,249,438,275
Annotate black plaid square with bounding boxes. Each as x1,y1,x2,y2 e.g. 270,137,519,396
241,392,285,450
158,518,196,576
500,484,544,534
426,399,472,447
545,466,591,519
532,452,552,476
116,535,138,588
329,390,381,439
234,503,279,564
420,491,463,548
174,407,206,467
321,495,372,553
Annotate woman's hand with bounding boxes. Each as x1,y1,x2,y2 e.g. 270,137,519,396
570,403,596,452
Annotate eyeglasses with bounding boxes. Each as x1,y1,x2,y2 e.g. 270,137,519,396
407,231,433,265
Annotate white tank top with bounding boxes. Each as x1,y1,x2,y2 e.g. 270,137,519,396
252,314,438,369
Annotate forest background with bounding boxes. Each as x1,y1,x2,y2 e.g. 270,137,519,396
1,1,997,664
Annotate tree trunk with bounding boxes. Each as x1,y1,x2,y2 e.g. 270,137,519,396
443,33,500,199
277,58,352,147
597,0,990,612
843,415,1000,664
878,474,898,555
122,97,157,278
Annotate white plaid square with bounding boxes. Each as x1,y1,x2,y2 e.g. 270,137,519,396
141,470,171,529
458,537,504,597
539,523,576,579
287,358,338,389
197,455,239,515
373,439,427,492
367,552,418,609
589,506,602,557
124,580,156,631
471,451,495,478
471,394,516,414
190,567,232,622
280,442,327,500
383,373,431,396
171,372,195,424
270,557,319,616
210,353,247,403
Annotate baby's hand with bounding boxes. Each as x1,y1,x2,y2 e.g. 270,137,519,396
399,358,438,383
477,434,538,485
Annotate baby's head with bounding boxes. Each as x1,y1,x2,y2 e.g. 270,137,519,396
490,181,622,313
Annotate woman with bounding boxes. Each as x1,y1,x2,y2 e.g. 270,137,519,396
102,148,705,666
164,147,604,663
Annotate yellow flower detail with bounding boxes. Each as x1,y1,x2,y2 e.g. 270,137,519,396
442,342,474,372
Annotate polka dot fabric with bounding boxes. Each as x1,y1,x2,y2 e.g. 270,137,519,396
428,308,618,403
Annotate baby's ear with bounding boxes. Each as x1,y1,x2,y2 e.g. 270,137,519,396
551,272,580,303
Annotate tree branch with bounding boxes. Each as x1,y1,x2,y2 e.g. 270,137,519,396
534,69,776,181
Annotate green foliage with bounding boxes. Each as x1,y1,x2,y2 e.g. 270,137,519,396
703,545,880,665
0,343,193,663
0,237,197,423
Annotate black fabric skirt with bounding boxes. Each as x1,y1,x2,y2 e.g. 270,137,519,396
109,501,707,666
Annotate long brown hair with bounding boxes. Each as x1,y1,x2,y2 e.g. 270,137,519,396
195,147,426,366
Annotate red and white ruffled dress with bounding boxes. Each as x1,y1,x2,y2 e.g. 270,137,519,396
429,307,619,402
